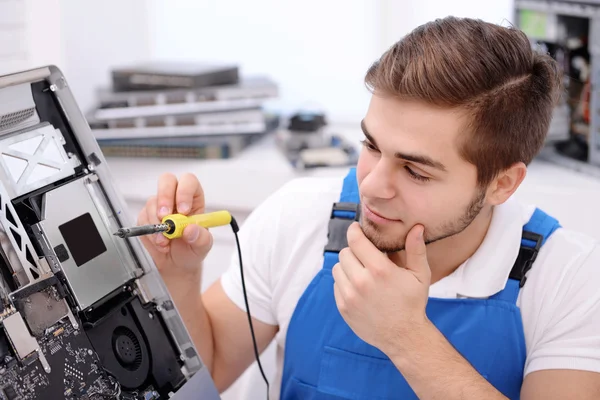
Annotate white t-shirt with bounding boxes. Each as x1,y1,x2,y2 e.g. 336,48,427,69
220,174,600,399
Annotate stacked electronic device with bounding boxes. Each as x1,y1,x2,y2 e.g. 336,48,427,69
86,62,280,159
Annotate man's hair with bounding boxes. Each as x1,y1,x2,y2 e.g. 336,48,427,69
365,16,563,187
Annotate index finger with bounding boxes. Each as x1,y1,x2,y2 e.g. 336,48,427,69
346,222,389,269
176,173,205,215
157,173,178,219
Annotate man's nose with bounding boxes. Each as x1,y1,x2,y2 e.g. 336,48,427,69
360,160,397,200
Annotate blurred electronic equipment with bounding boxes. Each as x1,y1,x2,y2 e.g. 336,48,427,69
90,76,278,121
281,112,329,151
86,65,280,160
516,0,600,170
110,61,239,92
0,66,221,399
276,111,358,169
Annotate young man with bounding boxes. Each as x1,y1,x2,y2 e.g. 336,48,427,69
137,17,600,399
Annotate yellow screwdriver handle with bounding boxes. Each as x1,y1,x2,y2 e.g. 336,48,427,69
161,210,232,239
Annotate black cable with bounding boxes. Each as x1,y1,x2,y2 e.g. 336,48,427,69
230,217,270,400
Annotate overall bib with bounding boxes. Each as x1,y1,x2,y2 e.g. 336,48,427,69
280,168,561,400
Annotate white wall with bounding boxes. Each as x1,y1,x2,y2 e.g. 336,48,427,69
59,0,151,114
0,0,63,76
147,0,514,126
381,0,515,43
147,0,386,125
24,0,64,70
1,0,151,115
4,0,515,124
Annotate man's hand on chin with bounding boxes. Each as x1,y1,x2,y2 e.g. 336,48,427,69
332,222,508,400
331,222,431,353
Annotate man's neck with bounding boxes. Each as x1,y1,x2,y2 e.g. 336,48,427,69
396,206,494,284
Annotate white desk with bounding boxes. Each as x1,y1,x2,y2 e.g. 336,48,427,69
106,130,357,215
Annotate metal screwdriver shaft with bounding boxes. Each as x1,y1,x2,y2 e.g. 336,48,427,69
114,223,170,238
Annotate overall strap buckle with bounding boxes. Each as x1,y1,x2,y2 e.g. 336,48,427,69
324,202,360,253
509,231,543,288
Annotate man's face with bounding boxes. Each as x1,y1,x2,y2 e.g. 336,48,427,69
357,95,488,253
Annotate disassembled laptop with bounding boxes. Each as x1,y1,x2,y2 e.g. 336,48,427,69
0,66,221,399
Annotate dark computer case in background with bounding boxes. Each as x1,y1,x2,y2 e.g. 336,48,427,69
515,0,600,175
111,62,239,92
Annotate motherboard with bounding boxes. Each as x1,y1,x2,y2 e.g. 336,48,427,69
0,319,119,400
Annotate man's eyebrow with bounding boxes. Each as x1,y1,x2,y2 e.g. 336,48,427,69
360,119,447,172
396,151,447,171
360,119,378,147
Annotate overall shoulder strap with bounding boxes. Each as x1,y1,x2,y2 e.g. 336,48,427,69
338,167,360,203
510,208,562,286
322,168,360,270
492,207,562,303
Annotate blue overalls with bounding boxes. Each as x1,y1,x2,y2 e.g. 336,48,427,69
280,167,561,400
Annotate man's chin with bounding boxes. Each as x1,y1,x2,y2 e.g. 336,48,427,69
372,241,406,253
360,224,406,253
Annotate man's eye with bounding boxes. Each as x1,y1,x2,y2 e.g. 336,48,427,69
405,166,430,182
360,140,378,151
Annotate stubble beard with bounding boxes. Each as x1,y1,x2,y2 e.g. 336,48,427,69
360,188,487,253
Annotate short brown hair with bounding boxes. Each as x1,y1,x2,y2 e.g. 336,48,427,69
365,16,562,187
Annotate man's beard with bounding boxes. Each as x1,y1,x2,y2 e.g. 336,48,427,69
360,188,486,253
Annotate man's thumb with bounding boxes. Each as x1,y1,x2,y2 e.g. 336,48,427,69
183,224,201,243
183,224,213,254
405,225,430,282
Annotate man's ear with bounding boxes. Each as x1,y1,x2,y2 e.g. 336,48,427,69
486,162,527,205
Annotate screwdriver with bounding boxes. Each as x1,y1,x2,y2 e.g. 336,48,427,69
113,210,234,239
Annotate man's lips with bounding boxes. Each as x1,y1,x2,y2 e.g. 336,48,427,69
363,204,402,224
